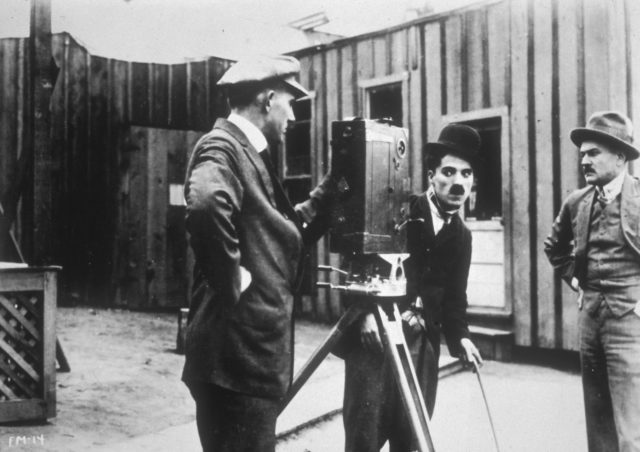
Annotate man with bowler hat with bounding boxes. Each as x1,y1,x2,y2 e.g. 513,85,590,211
545,111,640,452
181,55,338,452
341,123,483,452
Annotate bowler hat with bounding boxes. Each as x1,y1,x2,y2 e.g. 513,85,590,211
570,111,639,160
425,123,481,163
217,54,310,99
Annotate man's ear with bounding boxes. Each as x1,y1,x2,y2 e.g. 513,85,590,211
256,89,274,112
263,90,276,112
426,169,434,181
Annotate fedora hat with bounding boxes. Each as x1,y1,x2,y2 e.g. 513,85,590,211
217,54,310,99
570,111,639,160
425,123,481,163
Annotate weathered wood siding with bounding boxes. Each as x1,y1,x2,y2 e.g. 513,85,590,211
0,32,232,307
294,0,640,350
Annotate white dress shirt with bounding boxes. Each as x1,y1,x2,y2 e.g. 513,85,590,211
228,112,268,154
596,170,625,204
426,186,459,235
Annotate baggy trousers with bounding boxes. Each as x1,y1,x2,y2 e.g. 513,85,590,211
579,304,640,452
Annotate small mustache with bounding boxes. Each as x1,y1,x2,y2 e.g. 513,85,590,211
582,166,594,174
449,184,465,196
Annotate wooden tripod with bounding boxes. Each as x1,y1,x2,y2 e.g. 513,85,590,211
280,294,436,452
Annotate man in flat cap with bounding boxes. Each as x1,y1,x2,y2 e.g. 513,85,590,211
341,123,483,452
181,55,337,451
545,111,640,452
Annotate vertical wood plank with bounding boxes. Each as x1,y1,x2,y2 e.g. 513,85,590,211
487,2,509,108
169,64,187,129
66,39,90,302
131,62,150,125
30,0,56,266
123,127,149,307
0,40,19,200
147,129,168,308
89,55,111,305
151,63,169,126
557,0,581,351
465,10,485,111
340,45,355,118
510,0,532,346
390,30,406,74
445,15,463,114
583,0,609,115
628,0,640,175
408,25,423,192
608,0,628,112
533,0,555,348
424,22,442,140
356,39,374,114
42,270,57,417
372,35,387,78
188,61,208,131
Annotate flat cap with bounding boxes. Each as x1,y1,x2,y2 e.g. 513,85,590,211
217,54,310,99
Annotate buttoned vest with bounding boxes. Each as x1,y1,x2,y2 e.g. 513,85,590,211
584,193,640,316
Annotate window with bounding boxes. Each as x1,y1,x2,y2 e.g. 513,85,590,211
283,96,313,178
360,73,408,127
463,116,502,220
368,83,403,127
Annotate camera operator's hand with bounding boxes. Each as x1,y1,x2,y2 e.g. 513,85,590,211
460,338,483,368
359,313,383,353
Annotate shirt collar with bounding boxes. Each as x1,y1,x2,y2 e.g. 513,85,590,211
228,113,268,153
597,171,625,202
426,186,460,223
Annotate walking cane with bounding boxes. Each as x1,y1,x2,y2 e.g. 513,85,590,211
472,360,501,452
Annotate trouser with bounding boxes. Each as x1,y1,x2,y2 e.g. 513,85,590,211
579,305,640,452
343,331,439,452
186,381,280,452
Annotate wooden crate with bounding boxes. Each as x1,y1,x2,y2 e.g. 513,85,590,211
0,267,59,423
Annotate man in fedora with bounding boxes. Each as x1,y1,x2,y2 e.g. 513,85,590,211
545,111,640,452
181,55,338,451
341,123,483,452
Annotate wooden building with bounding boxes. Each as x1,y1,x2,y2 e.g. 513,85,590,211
288,0,640,351
0,32,232,308
2,0,640,353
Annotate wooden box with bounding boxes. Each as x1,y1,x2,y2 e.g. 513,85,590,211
0,266,59,423
329,119,411,255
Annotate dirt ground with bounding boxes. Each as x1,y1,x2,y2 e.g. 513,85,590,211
0,307,195,452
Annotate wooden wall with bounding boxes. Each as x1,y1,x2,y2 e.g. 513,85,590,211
294,0,640,350
0,32,232,307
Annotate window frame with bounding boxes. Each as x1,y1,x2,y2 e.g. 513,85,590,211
442,106,512,318
359,72,409,127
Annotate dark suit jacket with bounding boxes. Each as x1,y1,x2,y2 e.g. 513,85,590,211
181,118,334,398
545,173,640,287
403,193,472,357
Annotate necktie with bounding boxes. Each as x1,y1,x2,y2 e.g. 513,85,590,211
591,190,608,221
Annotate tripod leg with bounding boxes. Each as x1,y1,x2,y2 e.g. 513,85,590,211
280,305,362,413
375,304,435,452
